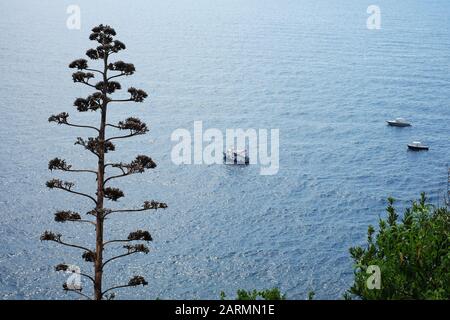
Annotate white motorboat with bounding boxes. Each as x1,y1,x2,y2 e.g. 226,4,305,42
223,148,249,165
386,118,411,127
407,141,429,151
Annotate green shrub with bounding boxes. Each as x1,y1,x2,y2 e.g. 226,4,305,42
347,193,449,300
221,288,286,300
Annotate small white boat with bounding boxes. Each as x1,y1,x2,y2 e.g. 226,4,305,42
386,118,411,127
408,141,429,151
223,148,249,165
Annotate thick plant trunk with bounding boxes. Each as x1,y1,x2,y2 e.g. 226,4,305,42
94,211,104,300
94,124,105,300
94,54,109,300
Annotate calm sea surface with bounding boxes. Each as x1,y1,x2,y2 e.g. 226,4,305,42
0,0,449,299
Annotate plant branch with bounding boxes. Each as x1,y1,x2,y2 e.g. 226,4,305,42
103,239,133,246
107,208,149,215
65,169,98,175
85,68,104,75
106,132,141,142
109,99,133,103
50,238,93,253
104,163,126,175
107,73,126,81
49,113,99,132
101,284,134,296
105,123,121,129
52,185,98,205
48,158,97,175
80,273,95,283
79,81,97,89
105,201,166,217
73,219,97,226
65,288,92,300
64,122,100,133
102,252,136,269
103,173,129,186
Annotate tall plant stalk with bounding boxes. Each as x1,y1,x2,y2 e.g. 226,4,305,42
42,24,167,300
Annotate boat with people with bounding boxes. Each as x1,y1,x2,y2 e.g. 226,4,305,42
386,118,411,127
407,141,429,151
223,148,250,165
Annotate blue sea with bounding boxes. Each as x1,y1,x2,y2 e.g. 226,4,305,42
0,0,449,299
